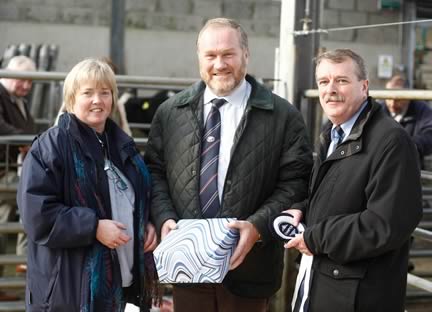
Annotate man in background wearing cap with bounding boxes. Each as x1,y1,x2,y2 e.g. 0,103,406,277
381,74,432,169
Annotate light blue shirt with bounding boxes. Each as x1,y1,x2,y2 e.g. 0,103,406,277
327,100,368,157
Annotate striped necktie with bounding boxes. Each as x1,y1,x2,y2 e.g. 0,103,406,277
335,125,345,146
327,125,345,157
199,98,227,218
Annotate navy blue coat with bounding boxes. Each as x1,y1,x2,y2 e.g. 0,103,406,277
381,100,432,168
17,114,150,311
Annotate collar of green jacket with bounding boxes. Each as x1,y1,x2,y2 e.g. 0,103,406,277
172,74,274,110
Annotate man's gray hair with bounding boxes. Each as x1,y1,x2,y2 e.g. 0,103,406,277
315,49,368,81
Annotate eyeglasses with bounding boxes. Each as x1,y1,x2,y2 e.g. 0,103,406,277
104,164,128,191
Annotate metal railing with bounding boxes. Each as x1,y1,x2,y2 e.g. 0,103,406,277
0,70,197,88
0,70,199,132
410,227,432,294
303,89,432,100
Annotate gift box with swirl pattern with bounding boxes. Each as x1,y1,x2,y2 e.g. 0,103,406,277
153,218,239,283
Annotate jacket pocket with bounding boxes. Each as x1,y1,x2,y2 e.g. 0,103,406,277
309,257,367,312
44,255,61,305
314,257,367,280
26,253,61,311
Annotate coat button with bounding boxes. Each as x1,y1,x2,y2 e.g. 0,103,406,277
333,269,340,277
356,145,360,150
340,151,345,155
192,170,196,175
226,180,232,185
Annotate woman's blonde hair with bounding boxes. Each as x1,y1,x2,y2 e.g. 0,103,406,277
63,58,118,114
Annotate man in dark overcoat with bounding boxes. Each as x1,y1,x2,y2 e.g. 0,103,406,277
285,49,423,312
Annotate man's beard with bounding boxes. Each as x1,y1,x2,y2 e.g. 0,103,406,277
200,60,247,96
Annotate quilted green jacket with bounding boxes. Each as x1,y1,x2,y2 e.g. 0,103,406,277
145,75,313,298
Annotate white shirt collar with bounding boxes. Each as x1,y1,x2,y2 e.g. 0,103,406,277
391,105,409,123
203,79,247,106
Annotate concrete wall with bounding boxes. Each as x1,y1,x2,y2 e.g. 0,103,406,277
0,0,406,88
320,0,402,88
0,0,281,80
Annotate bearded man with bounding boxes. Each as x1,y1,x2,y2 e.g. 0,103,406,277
145,17,313,312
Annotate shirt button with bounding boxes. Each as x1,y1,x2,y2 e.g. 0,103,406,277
340,151,345,155
192,170,196,175
226,180,232,185
333,269,340,277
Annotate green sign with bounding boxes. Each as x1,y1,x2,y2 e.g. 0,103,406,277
379,0,401,10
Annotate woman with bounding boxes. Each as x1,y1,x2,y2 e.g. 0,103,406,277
17,58,158,311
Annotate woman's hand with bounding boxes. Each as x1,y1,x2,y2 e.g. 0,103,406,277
96,219,131,249
144,223,158,252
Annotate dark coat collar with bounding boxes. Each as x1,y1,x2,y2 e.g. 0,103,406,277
58,113,134,163
0,83,8,98
319,97,380,161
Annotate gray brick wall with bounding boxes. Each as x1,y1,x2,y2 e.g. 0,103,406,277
323,29,356,42
126,0,158,11
0,3,20,20
193,1,222,18
223,2,254,20
0,0,281,37
340,11,367,27
357,0,379,12
328,0,355,10
321,9,339,28
0,0,405,86
368,12,399,26
159,0,193,15
253,2,281,20
24,5,60,24
322,0,399,45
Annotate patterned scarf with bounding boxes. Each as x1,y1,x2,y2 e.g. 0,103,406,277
59,115,158,312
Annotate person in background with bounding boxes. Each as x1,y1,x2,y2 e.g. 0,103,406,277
381,74,432,169
0,55,37,279
382,74,432,271
284,49,423,312
145,17,312,312
17,58,158,311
